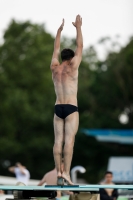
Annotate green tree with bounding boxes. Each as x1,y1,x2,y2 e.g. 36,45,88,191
0,20,56,177
0,20,133,183
73,38,133,183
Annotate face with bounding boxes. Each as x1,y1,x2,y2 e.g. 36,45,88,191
16,162,21,167
105,173,113,183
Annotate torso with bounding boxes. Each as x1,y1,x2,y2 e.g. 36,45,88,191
14,167,30,185
101,181,115,196
52,61,78,106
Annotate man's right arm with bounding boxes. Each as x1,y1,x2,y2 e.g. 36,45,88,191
19,166,27,175
37,175,46,186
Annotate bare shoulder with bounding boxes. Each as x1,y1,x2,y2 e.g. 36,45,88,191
70,55,82,69
46,169,56,176
50,58,60,71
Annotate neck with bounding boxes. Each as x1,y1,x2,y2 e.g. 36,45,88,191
62,59,72,63
105,181,112,184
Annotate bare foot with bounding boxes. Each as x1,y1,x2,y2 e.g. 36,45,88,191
57,177,64,186
57,172,64,185
57,171,62,178
62,172,74,185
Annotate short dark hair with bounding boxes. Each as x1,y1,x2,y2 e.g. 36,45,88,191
105,171,113,176
61,48,75,61
15,162,22,167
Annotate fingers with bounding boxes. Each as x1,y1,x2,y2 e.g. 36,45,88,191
76,14,82,21
62,15,81,29
59,18,64,30
62,18,64,26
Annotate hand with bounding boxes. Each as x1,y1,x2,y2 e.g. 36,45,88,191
58,19,64,31
72,14,82,28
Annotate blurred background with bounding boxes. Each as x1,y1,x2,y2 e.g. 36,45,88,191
0,0,133,195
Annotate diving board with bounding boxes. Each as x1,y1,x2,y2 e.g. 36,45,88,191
0,184,133,191
1,185,133,200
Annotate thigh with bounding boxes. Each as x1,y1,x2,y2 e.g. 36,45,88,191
64,112,79,144
54,114,65,144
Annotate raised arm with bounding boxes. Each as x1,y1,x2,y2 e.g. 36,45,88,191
18,165,27,175
8,166,15,173
50,19,64,70
71,15,83,67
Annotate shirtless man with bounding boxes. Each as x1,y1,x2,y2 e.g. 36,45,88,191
50,15,83,185
38,160,64,186
38,167,62,199
37,161,73,198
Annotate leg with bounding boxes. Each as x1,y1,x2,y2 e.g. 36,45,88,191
62,112,79,184
56,190,61,200
53,114,64,177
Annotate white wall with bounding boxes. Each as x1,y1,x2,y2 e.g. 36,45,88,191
108,157,133,183
0,176,39,186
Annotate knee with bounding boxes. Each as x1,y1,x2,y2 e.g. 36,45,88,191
54,140,63,146
64,140,75,150
53,142,63,154
65,137,75,146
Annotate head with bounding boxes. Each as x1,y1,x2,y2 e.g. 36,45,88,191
16,162,26,168
61,48,75,62
104,171,113,183
15,162,22,167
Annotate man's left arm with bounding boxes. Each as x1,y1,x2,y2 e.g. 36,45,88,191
50,19,64,70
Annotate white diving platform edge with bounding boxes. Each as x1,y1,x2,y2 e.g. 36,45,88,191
0,185,133,191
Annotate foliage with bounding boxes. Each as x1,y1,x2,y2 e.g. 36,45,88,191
0,20,55,178
0,20,133,183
